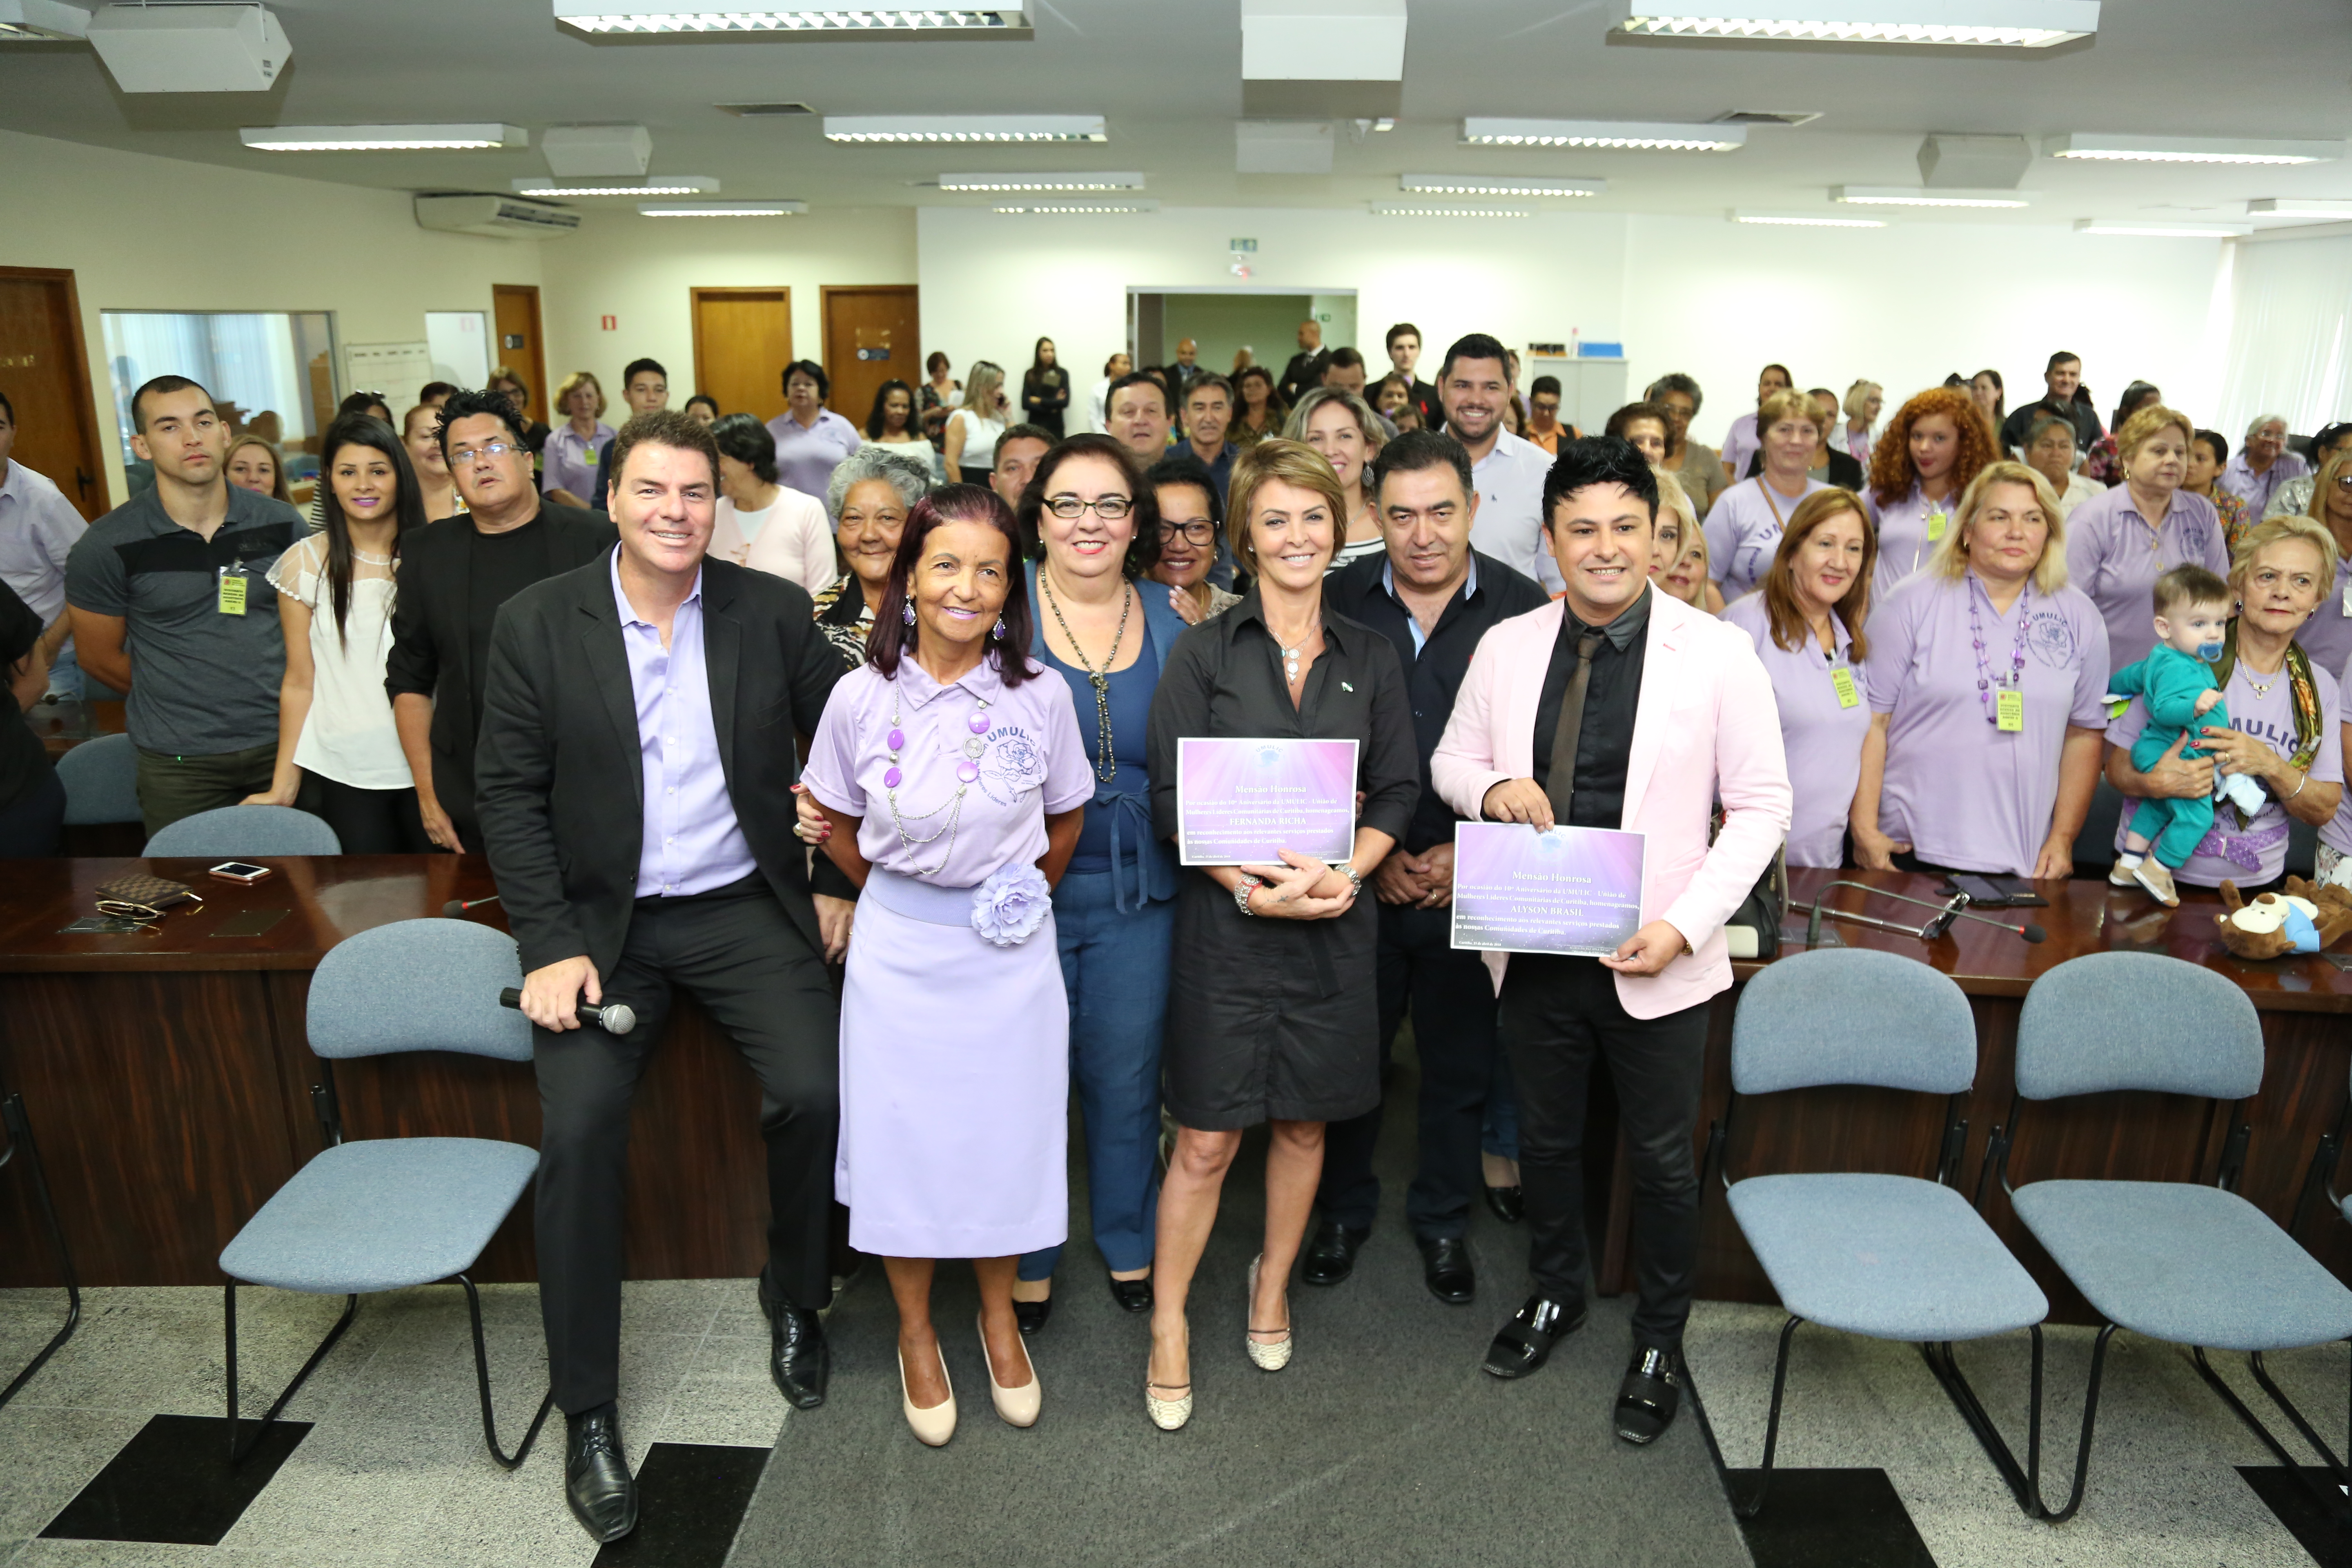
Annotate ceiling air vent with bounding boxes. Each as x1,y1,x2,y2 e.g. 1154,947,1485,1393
414,194,584,239
1714,110,1822,127
717,102,815,116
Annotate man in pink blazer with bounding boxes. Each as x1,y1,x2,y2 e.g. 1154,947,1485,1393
1431,437,1789,1445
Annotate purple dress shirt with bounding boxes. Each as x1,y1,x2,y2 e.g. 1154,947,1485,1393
1865,483,1958,606
765,409,864,501
543,421,614,503
1723,592,1869,868
612,551,758,898
2063,483,2227,678
1719,412,1762,485
2220,451,2310,523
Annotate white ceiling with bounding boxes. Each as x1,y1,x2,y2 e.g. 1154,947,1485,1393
4,0,2350,230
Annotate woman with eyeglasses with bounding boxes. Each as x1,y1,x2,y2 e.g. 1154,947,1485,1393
1148,454,1243,625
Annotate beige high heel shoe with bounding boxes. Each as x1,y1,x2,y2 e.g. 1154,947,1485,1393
978,1313,1041,1428
899,1343,957,1447
1245,1254,1293,1371
1147,1323,1193,1431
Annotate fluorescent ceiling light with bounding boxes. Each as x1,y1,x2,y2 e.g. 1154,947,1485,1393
1372,203,1533,218
993,199,1159,214
938,171,1143,191
2248,198,2352,219
515,176,718,196
1401,174,1606,198
1461,118,1744,151
1734,209,1886,227
1613,0,2097,46
242,124,527,151
827,114,1103,143
2074,218,2250,238
0,0,90,40
639,200,805,216
1833,185,2030,207
555,4,1029,37
2046,134,2340,166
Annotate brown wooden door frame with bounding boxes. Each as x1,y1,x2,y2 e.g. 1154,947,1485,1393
691,285,792,396
490,283,547,425
820,283,919,418
0,265,110,518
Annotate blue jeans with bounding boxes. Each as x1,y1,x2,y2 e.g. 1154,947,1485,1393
1019,870,1172,1279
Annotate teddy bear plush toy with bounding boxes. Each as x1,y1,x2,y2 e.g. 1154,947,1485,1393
2214,878,2352,959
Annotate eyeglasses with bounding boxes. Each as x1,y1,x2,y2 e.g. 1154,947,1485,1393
450,441,521,467
95,894,199,922
1045,494,1133,521
2334,474,2352,491
1157,520,1216,546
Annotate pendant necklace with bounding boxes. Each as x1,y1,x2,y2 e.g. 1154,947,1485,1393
1270,614,1319,685
1040,570,1131,784
882,675,993,876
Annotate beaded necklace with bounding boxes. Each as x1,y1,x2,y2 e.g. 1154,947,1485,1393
1039,571,1130,784
1966,576,2030,726
881,673,993,876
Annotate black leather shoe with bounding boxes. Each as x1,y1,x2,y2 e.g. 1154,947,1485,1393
1483,1184,1525,1223
564,1404,637,1543
1013,1295,1053,1335
758,1275,830,1409
1481,1294,1588,1379
1107,1272,1154,1314
1613,1346,1683,1444
1300,1219,1371,1287
1417,1235,1475,1305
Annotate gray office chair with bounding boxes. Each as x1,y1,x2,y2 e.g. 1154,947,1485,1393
55,733,139,826
0,1093,80,1410
216,918,550,1466
1993,950,2352,1521
1710,948,2048,1518
145,804,340,858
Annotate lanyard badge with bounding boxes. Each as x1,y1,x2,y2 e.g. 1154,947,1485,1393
217,562,249,616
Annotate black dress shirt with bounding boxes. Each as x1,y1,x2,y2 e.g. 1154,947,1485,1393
1530,584,1651,829
1324,548,1549,853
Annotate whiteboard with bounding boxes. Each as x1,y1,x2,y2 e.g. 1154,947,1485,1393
342,341,436,409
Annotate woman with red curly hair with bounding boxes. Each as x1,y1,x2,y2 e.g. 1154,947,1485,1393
1864,386,1996,604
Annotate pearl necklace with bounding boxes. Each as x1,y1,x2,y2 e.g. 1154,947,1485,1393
882,676,993,876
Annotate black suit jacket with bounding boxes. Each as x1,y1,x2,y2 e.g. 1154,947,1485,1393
384,505,615,837
473,554,849,976
1278,348,1330,408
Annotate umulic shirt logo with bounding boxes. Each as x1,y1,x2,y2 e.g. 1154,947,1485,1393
2027,608,2077,670
978,724,1047,806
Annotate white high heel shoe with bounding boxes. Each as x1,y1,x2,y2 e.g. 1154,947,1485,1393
978,1313,1041,1428
899,1344,957,1447
1245,1254,1293,1372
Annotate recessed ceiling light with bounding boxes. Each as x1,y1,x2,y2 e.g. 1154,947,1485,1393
2248,198,2352,219
1733,210,1887,227
1833,185,2031,207
2046,134,2341,166
1461,118,1744,151
826,114,1104,143
514,176,719,196
639,200,806,216
992,200,1159,214
555,4,1030,38
1613,0,2096,46
1401,174,1606,197
0,0,89,40
2074,218,2250,238
1372,203,1533,218
241,124,528,151
938,171,1144,191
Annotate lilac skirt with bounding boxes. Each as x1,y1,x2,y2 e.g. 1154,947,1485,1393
837,869,1070,1258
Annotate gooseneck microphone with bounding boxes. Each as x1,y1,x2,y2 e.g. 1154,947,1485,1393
443,894,501,917
1797,881,2046,946
498,987,637,1035
1860,885,2048,944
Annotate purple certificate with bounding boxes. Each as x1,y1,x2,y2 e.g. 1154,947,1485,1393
1176,737,1358,866
1450,822,1647,957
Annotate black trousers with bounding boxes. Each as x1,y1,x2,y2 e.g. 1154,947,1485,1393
534,876,839,1414
1316,901,1499,1240
1497,953,1708,1349
310,775,433,854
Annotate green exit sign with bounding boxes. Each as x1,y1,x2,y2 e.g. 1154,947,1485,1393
1229,238,1258,252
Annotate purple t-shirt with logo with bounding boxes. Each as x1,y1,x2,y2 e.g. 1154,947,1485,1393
1723,591,1869,869
2064,483,2227,678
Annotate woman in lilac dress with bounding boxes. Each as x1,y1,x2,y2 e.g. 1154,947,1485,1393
798,484,1093,1447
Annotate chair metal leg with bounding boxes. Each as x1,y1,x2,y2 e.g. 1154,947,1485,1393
2194,1345,2352,1518
224,1281,357,1464
1733,1315,1802,1520
1920,1328,2043,1517
457,1276,553,1470
2035,1321,2118,1524
0,1093,81,1410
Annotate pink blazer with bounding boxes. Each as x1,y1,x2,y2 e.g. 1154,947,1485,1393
1430,590,1791,1020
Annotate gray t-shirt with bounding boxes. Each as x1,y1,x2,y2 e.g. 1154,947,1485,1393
65,483,301,755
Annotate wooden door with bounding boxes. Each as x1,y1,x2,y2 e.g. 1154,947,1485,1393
690,287,793,424
822,285,919,432
490,283,547,423
0,267,110,520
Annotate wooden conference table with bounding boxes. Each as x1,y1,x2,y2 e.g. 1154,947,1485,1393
3,857,2349,1326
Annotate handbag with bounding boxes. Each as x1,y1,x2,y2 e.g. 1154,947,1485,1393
1722,840,1787,962
93,872,205,921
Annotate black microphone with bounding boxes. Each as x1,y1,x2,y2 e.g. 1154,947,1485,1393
498,987,637,1034
1861,886,2047,943
443,894,501,917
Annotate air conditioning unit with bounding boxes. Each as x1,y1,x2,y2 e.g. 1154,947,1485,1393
413,194,581,240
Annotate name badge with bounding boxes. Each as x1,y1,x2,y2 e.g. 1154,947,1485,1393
1830,666,1860,709
1996,689,2024,732
1925,508,1950,542
216,565,249,617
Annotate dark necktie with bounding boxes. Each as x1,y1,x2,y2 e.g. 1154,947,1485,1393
1546,631,1604,820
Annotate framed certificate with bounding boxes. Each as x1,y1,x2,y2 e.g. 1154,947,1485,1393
1176,737,1358,866
1450,822,1647,958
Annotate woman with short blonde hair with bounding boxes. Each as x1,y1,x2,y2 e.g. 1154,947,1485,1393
224,432,290,504
1649,468,1720,613
542,370,612,507
1840,379,1882,469
2064,402,2228,676
1704,387,1830,601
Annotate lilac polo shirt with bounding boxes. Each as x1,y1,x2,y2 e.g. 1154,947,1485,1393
1723,591,1868,868
1703,475,1828,602
1865,483,1957,606
2064,483,2227,677
2327,648,2352,859
612,552,758,899
2111,656,2341,884
766,409,863,501
543,421,613,503
0,459,86,624
1866,571,2111,877
2296,559,2352,683
2221,451,2310,523
1719,412,1761,483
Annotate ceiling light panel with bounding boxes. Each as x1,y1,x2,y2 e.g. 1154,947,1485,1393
556,4,1030,37
2046,134,2340,165
1372,203,1533,218
2074,218,2250,238
1613,0,2097,46
1402,174,1605,197
0,0,90,40
515,176,719,196
1734,210,1887,227
993,200,1160,214
2249,198,2352,219
639,200,806,216
1461,118,1744,151
242,124,528,151
938,171,1144,191
826,114,1103,143
1240,0,1405,80
1833,185,2030,207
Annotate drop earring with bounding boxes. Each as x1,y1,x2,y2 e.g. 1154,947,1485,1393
992,616,1007,640
902,598,917,626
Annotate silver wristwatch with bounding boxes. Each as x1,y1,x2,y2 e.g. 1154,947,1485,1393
1234,873,1263,916
1334,862,1363,900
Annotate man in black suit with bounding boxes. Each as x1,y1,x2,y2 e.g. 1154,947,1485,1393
1278,317,1330,408
474,409,853,1544
386,388,614,852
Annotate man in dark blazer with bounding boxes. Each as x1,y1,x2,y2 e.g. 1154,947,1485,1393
474,409,853,1545
387,387,615,853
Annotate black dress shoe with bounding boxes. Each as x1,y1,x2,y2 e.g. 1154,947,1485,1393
1613,1346,1683,1444
1483,1184,1525,1223
1417,1235,1475,1305
1107,1272,1154,1313
1013,1296,1053,1336
564,1404,637,1544
758,1275,830,1409
1481,1294,1588,1379
1301,1218,1371,1287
